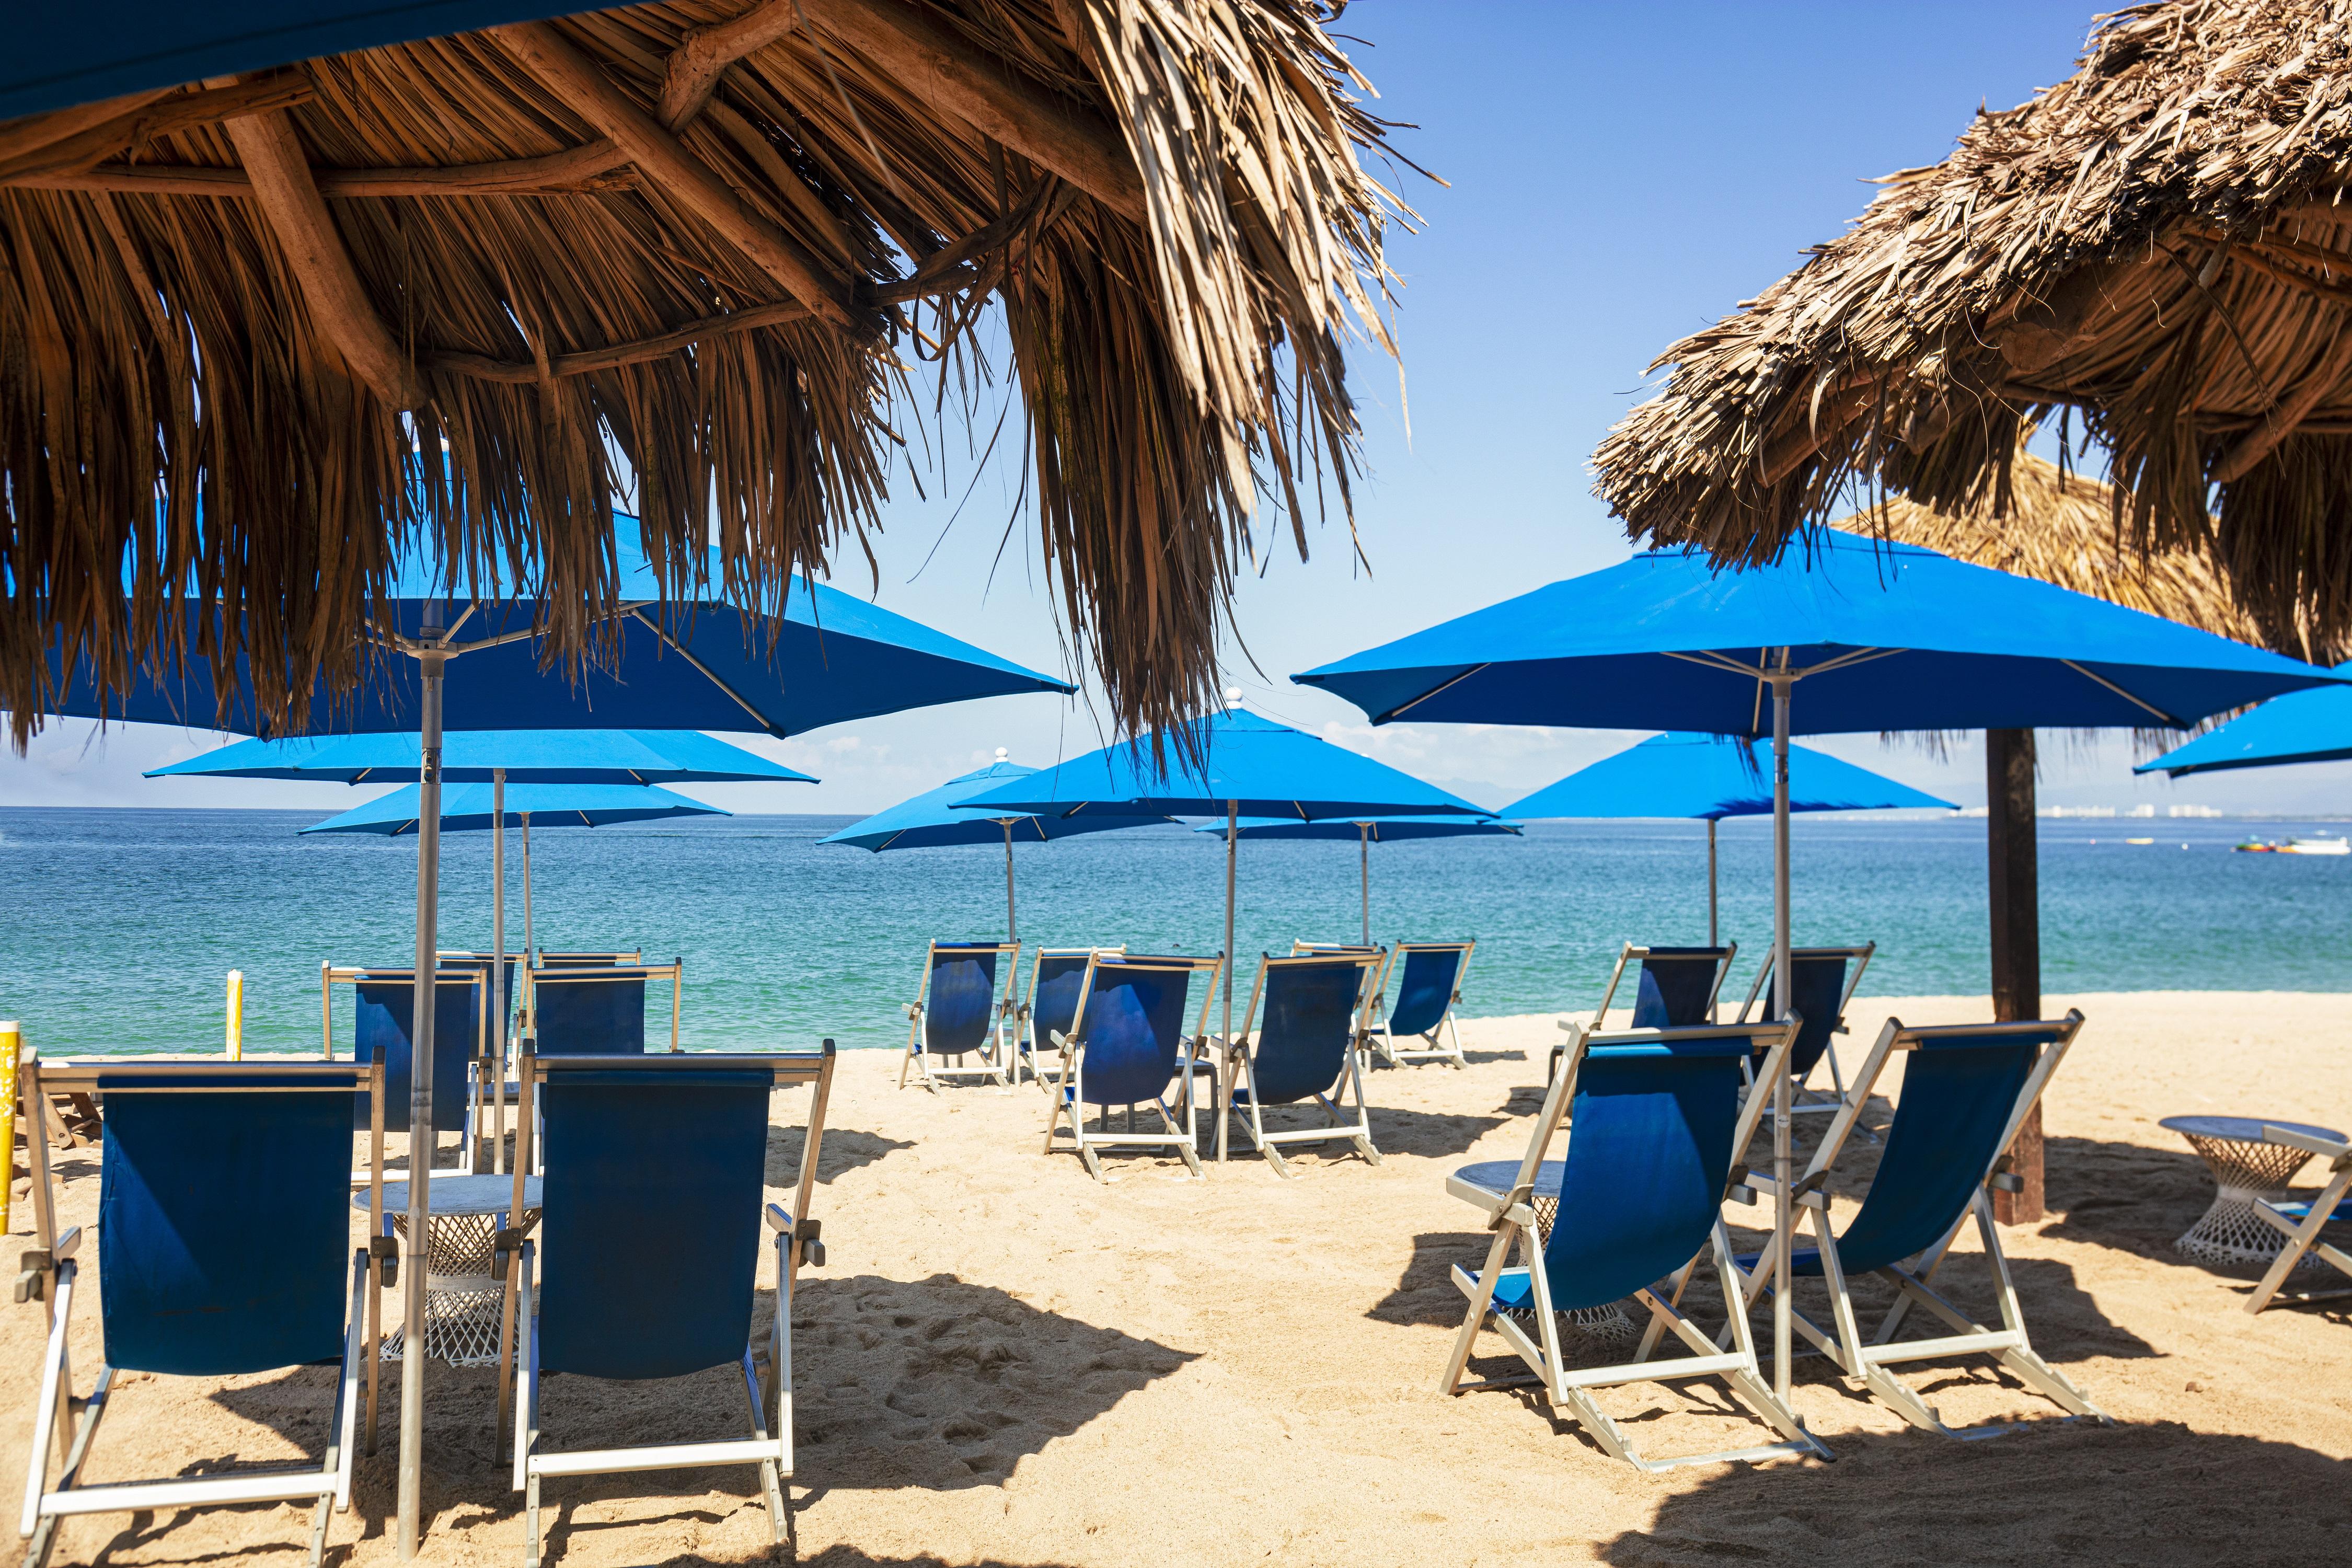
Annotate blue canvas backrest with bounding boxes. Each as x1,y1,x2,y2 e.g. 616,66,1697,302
1830,1029,2055,1274
1071,961,1193,1106
100,1075,354,1376
1631,948,1725,1028
924,943,1004,1055
1543,1037,1749,1313
1386,946,1467,1037
1776,954,1850,1077
537,1065,773,1379
533,969,648,1055
539,951,636,965
1030,953,1096,1047
353,973,479,1132
1247,958,1368,1104
441,954,516,1049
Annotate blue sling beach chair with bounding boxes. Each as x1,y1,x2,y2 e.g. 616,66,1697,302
1733,943,1875,1122
1723,1011,2105,1438
1043,954,1221,1181
1365,940,1477,1070
1549,942,1736,1083
1440,1016,1825,1471
501,1044,836,1567
899,940,1021,1091
1016,946,1125,1092
1214,952,1386,1174
527,959,684,1055
14,1055,388,1568
324,964,491,1175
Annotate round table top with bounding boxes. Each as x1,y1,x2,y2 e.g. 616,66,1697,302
355,1174,543,1216
2159,1115,2345,1146
1453,1159,1565,1200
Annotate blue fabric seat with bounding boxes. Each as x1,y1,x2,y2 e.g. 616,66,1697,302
17,1059,383,1568
1442,1020,1826,1471
1366,940,1475,1068
900,941,1018,1090
352,972,482,1134
509,1048,838,1562
1219,953,1383,1174
532,967,650,1054
1733,944,1875,1120
1723,1012,2107,1437
1044,955,1219,1180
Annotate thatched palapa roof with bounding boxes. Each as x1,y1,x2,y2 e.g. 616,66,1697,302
0,2,1402,746
1593,0,2352,664
1850,448,2273,645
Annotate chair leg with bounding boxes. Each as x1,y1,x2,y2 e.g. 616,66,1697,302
1154,1099,1204,1179
525,1471,543,1568
1439,1224,1519,1394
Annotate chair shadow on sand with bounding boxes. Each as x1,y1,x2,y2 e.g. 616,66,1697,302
767,1123,917,1186
1596,1422,2351,1565
194,1276,1193,1564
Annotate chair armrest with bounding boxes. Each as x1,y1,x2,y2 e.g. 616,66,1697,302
488,1227,526,1281
764,1203,793,1233
2264,1124,2352,1162
902,1002,922,1020
767,1204,826,1267
13,1225,81,1304
1049,1029,1071,1048
368,1233,400,1289
1986,1154,2024,1193
1742,1171,1825,1208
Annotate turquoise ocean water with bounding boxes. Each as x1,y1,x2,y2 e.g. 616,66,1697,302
2,807,2346,1057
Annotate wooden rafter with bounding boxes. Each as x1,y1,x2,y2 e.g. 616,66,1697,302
800,0,1146,224
0,87,172,168
10,142,633,198
491,19,865,335
220,105,426,410
0,75,314,183
660,1,802,128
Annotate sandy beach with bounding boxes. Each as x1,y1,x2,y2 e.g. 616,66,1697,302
7,989,2351,1567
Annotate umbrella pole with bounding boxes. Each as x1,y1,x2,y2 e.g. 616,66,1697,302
1360,825,1371,947
521,814,534,960
1220,801,1237,1165
398,649,445,1559
1004,821,1017,942
1769,664,1795,1405
491,770,505,1178
1707,818,1719,950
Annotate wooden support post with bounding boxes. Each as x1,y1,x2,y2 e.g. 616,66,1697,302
1986,727,2044,1225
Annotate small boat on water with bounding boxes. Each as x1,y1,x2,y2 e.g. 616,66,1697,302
2234,835,2351,856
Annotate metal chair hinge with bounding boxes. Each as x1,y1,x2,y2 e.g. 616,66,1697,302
489,1227,525,1281
368,1235,400,1289
14,1250,53,1305
1725,1166,1755,1204
798,1218,826,1269
1987,1155,2024,1194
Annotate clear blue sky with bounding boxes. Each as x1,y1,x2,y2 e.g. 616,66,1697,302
8,2,2347,816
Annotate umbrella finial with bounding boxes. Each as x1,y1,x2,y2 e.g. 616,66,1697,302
1225,686,1244,709
995,746,1009,762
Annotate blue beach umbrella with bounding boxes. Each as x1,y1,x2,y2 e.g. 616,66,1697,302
818,755,1174,940
1503,733,1953,942
1296,529,2347,1398
2136,667,2352,777
1193,815,1523,944
955,704,1489,1045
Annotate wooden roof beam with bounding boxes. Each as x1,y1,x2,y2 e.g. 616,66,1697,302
0,87,174,169
661,1,803,129
9,141,631,198
799,0,1146,225
2212,320,2352,483
218,102,426,411
491,19,863,334
0,75,313,183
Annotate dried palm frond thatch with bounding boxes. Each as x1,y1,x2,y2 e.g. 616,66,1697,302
0,1,1404,748
1593,0,2352,665
1849,448,2280,645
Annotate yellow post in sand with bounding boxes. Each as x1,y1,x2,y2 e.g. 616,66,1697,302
1,1020,19,1236
226,972,245,1060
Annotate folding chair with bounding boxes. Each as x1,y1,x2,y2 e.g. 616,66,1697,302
1440,1017,1825,1471
1724,1010,2107,1438
1549,942,1736,1082
1733,943,1874,1121
1365,941,1477,1069
1213,952,1386,1174
1015,946,1125,1092
898,940,1021,1091
2244,1125,2352,1313
501,1044,836,1567
527,959,685,1055
323,963,491,1177
1043,954,1221,1181
15,1055,388,1568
